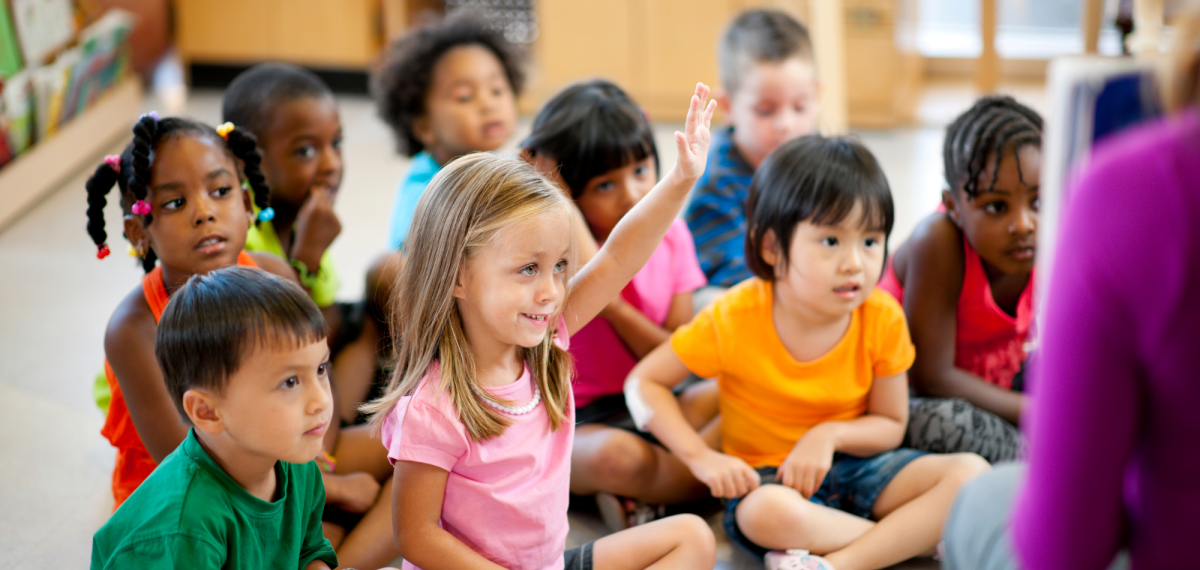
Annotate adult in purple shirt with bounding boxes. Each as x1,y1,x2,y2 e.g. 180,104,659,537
942,10,1200,569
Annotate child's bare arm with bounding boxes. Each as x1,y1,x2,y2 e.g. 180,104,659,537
901,217,1024,424
630,343,758,499
105,291,189,462
776,371,909,498
600,292,692,358
392,461,507,570
303,560,331,570
564,84,716,336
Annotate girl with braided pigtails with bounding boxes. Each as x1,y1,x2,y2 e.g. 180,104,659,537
88,114,303,509
878,95,1043,464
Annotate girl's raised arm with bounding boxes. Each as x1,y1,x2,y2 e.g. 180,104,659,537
562,83,716,336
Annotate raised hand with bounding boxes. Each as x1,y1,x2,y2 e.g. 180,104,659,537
671,82,718,182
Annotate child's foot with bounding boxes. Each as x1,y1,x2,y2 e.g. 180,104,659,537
764,549,835,570
595,493,666,532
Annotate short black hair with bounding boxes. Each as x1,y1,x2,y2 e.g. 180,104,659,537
745,135,894,281
372,10,526,157
222,63,334,137
943,95,1043,198
155,266,328,422
719,9,814,94
521,79,658,198
84,116,271,273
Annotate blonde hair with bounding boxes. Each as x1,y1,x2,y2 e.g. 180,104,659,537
1167,1,1200,112
362,153,576,441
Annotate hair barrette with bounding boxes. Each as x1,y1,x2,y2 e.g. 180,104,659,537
216,122,235,141
257,207,275,222
141,111,159,122
96,243,111,260
131,200,152,215
103,155,121,172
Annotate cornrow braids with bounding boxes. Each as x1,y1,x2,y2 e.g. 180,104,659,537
223,127,272,219
85,115,271,273
943,95,1044,198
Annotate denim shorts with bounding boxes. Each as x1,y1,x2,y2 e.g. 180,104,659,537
564,541,594,570
722,448,927,558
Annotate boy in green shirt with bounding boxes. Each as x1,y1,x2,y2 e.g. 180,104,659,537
91,267,341,570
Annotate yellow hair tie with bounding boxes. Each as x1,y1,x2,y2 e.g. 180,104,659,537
216,122,235,140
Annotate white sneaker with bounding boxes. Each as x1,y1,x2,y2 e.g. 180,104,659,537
764,549,836,570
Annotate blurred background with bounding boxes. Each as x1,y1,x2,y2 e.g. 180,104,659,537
0,0,1173,568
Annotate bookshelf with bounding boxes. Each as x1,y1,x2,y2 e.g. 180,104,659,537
0,76,142,230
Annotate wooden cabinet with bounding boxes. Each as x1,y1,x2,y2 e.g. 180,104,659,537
531,0,919,129
174,0,383,69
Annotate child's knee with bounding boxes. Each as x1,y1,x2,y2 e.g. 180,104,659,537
736,485,809,540
943,452,991,485
665,514,716,559
583,433,655,485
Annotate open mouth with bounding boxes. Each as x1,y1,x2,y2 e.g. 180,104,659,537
482,121,508,138
195,235,227,254
833,283,860,299
522,313,549,324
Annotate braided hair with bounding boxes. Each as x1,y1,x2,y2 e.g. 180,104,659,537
85,115,272,273
943,95,1043,198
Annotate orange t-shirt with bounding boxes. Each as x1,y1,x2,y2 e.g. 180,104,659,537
670,279,915,468
100,251,257,509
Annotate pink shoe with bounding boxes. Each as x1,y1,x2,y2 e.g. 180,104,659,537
764,549,836,570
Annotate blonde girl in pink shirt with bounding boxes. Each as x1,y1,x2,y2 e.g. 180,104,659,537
362,84,719,570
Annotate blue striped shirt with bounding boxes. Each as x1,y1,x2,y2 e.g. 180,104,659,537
685,126,755,287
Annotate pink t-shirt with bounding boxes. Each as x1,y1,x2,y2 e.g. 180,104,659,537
382,324,572,570
571,218,707,407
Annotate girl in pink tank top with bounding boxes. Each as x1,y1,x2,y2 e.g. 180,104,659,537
880,96,1042,464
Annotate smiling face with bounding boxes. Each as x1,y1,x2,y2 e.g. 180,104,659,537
573,157,657,242
945,144,1041,277
127,135,254,284
255,95,344,210
207,338,333,465
763,202,886,320
724,57,819,169
416,44,518,166
454,210,572,356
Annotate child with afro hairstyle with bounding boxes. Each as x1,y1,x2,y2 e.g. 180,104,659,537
223,63,401,569
372,10,524,250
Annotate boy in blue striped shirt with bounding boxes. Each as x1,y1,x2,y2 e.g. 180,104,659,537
686,9,820,301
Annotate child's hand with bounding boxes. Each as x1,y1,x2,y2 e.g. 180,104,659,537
684,447,760,499
292,184,342,268
670,83,718,183
325,471,382,513
776,425,837,499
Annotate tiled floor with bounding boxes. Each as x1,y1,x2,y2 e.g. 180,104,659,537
0,80,1046,569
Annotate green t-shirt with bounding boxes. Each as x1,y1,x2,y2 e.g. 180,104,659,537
91,429,337,570
244,204,340,308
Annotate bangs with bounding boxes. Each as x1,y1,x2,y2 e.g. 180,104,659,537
806,176,894,234
523,80,659,197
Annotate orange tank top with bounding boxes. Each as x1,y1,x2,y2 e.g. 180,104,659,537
101,252,258,508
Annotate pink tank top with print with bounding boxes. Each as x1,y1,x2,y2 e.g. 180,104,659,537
878,233,1033,390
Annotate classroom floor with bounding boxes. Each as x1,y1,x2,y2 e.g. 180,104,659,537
0,80,1045,569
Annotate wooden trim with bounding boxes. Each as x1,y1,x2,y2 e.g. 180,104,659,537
0,78,144,232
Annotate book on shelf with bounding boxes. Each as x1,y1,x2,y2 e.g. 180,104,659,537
0,7,131,170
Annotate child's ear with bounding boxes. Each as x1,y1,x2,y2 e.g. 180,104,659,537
452,263,469,300
942,189,962,227
715,88,732,117
413,115,435,149
241,185,254,218
183,389,224,435
760,228,781,269
123,215,150,254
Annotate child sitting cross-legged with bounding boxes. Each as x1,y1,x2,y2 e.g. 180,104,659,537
630,135,990,570
91,266,394,570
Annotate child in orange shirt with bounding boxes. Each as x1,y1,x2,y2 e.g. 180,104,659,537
629,135,990,569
